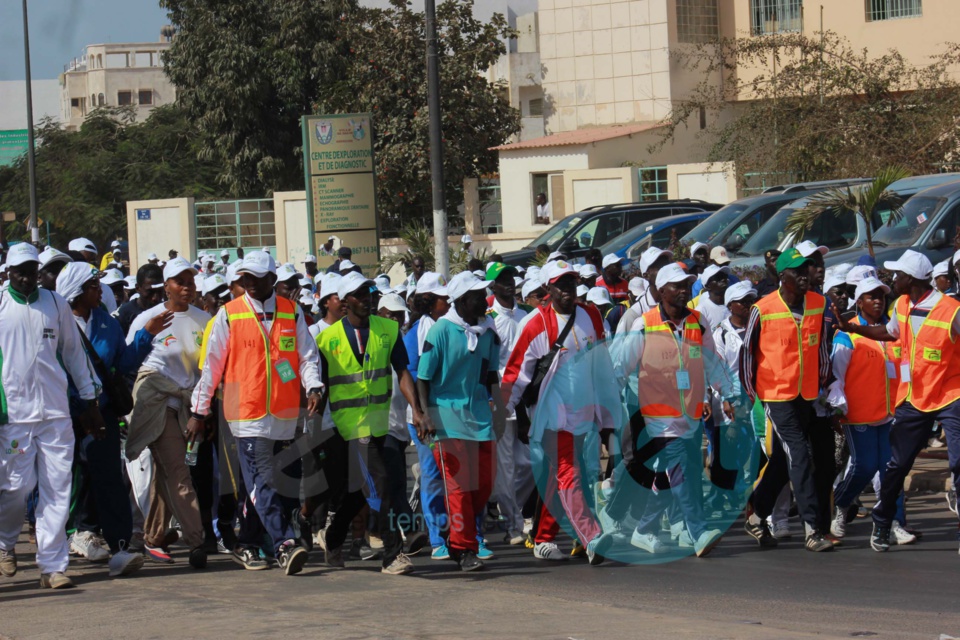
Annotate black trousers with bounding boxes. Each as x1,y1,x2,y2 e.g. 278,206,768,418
874,401,960,529
753,399,834,533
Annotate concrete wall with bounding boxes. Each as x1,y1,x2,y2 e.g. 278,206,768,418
126,197,195,268
668,162,738,204
498,146,590,233
273,191,311,266
563,166,638,216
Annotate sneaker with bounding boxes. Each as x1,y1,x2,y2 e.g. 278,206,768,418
630,530,665,554
291,508,313,552
28,525,36,545
39,572,74,589
189,547,208,569
570,541,586,558
824,533,843,547
144,545,174,564
586,534,610,566
669,521,686,542
322,530,345,568
929,436,946,448
404,530,430,557
804,532,834,552
108,550,144,577
277,541,308,576
694,530,723,558
232,547,269,571
768,518,792,539
523,535,535,550
870,524,891,552
504,529,525,546
598,506,624,536
477,539,495,560
457,550,485,572
0,548,16,577
70,531,110,563
359,544,381,561
431,544,450,561
382,553,415,575
128,532,145,553
533,541,567,561
892,520,917,545
947,487,958,515
830,506,846,538
677,528,694,548
744,518,778,548
217,539,231,555
159,527,180,549
522,518,533,535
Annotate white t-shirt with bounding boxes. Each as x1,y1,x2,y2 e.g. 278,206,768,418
127,302,210,408
696,295,730,332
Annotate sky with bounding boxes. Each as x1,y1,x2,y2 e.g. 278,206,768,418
0,0,538,81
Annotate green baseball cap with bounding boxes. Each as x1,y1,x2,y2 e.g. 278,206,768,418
485,262,517,282
775,248,812,274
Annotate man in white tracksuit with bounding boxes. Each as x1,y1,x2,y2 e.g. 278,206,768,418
0,243,104,589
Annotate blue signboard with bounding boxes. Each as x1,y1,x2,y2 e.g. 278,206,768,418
136,209,151,220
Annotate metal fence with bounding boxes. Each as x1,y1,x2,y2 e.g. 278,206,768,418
195,199,276,254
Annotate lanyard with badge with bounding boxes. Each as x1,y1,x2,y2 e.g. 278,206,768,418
666,316,692,391
244,295,298,383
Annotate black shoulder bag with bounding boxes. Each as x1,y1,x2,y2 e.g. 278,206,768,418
77,329,135,416
521,312,576,406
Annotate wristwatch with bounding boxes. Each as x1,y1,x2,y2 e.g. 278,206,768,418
308,387,322,397
190,411,207,421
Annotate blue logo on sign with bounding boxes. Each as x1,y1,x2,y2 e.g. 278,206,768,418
136,209,151,220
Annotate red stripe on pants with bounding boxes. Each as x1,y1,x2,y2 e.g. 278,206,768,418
433,439,495,553
535,430,601,546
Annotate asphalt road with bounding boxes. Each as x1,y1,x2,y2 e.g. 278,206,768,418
1,492,959,640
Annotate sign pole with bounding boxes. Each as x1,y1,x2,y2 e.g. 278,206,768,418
22,0,39,244
425,0,449,277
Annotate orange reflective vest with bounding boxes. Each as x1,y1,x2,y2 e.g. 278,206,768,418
754,290,824,402
842,317,898,425
637,307,706,419
222,295,301,422
894,294,960,411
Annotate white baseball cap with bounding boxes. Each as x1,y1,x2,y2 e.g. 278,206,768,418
202,274,229,297
303,254,317,263
709,246,732,265
601,254,621,269
298,276,313,290
68,237,97,254
446,271,490,302
628,276,646,298
855,276,891,301
415,272,448,296
795,240,829,258
237,251,277,278
337,271,375,300
39,248,73,269
374,274,392,292
884,249,933,280
220,249,230,257
579,263,599,279
540,260,577,285
639,247,673,275
338,259,358,272
147,253,159,261
823,272,846,294
461,234,473,244
6,243,40,267
587,286,612,306
724,280,757,306
655,263,696,290
275,263,299,284
700,264,731,286
226,265,242,285
845,264,878,286
525,266,541,282
163,256,198,281
101,268,125,286
826,263,853,284
521,280,543,300
513,276,523,289
576,284,589,298
933,259,951,279
689,241,709,257
547,251,565,262
123,275,137,290
319,273,342,300
110,240,121,249
378,292,408,313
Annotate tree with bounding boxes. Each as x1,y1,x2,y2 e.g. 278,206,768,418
380,220,487,276
653,32,960,184
0,105,226,248
785,165,909,259
316,0,520,229
160,0,358,197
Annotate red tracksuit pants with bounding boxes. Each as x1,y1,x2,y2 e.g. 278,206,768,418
433,438,496,553
536,430,601,547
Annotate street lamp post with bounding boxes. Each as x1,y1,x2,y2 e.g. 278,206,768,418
22,0,39,244
425,0,448,277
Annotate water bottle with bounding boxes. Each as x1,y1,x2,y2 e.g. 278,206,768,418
185,440,198,466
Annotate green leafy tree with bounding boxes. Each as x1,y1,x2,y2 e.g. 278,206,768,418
654,32,960,183
786,166,910,259
0,105,226,248
381,220,487,276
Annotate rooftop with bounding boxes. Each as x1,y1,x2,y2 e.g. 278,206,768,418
491,122,666,151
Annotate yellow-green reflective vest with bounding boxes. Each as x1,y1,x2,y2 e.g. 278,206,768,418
316,317,398,440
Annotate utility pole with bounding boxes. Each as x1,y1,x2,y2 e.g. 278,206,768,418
22,0,39,244
425,0,448,277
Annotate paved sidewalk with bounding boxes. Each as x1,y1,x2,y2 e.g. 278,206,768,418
905,450,953,492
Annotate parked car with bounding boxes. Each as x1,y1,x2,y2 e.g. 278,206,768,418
499,199,722,266
597,211,713,262
680,178,873,254
727,174,960,270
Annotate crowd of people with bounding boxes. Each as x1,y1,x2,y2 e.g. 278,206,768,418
0,231,958,590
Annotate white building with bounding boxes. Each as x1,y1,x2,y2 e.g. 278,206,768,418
0,79,60,167
59,28,176,131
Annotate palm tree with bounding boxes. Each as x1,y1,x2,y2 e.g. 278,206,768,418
380,221,488,276
785,166,911,259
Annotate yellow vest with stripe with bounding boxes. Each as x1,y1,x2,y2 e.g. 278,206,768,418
894,294,960,411
754,290,824,402
316,317,398,440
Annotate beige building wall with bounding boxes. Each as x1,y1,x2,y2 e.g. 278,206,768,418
126,198,195,268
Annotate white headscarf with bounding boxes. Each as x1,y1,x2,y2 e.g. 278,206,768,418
56,262,100,304
441,307,494,352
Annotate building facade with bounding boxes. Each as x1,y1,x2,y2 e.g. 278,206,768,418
0,79,61,167
59,30,176,131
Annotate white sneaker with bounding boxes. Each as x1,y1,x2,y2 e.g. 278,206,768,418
677,528,694,548
830,506,846,538
629,530,665,554
70,531,110,563
504,529,525,546
522,518,533,535
669,521,685,541
694,529,723,557
946,488,958,515
533,542,567,561
108,550,144,577
891,520,917,545
768,518,792,539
